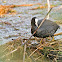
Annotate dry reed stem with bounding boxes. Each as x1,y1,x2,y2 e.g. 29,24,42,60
47,0,50,19
23,44,26,62
29,44,42,57
1,46,22,58
26,49,36,62
3,45,10,52
0,3,41,8
1,48,17,58
54,32,62,36
35,56,41,61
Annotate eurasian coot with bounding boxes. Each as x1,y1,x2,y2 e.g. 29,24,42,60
31,17,59,38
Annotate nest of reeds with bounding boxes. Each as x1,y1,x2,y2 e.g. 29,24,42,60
0,36,62,62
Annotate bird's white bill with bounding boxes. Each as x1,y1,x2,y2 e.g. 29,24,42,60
35,18,38,27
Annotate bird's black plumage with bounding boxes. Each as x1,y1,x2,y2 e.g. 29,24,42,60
31,17,59,38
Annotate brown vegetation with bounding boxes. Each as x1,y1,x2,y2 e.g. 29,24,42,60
0,3,41,16
0,3,56,17
0,35,62,62
30,5,55,10
0,5,16,17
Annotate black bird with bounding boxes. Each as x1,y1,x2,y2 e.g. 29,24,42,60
31,17,59,38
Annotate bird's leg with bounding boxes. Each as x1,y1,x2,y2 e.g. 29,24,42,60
38,38,46,50
46,36,54,42
40,38,43,44
52,36,54,41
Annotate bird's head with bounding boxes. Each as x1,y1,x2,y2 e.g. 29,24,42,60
31,17,38,27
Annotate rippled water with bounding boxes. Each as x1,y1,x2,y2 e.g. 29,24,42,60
0,0,62,45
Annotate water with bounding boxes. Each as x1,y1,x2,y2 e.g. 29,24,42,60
0,0,62,45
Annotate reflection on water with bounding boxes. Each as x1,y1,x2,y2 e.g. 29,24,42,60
0,0,62,45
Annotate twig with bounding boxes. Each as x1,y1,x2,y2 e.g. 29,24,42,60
57,5,62,10
47,0,50,19
50,50,62,52
26,48,36,62
23,43,26,62
53,58,57,62
21,8,53,46
54,32,62,36
35,56,41,61
1,48,17,58
48,54,57,57
29,44,42,57
50,41,58,45
0,46,20,58
23,38,37,40
3,45,10,52
1,46,22,58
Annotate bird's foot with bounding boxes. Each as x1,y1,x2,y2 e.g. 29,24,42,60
52,36,54,41
40,38,43,44
47,36,54,41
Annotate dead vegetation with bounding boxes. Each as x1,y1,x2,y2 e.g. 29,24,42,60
0,3,56,17
0,5,16,17
55,20,62,24
0,3,39,17
30,5,55,10
0,21,11,25
0,36,62,62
